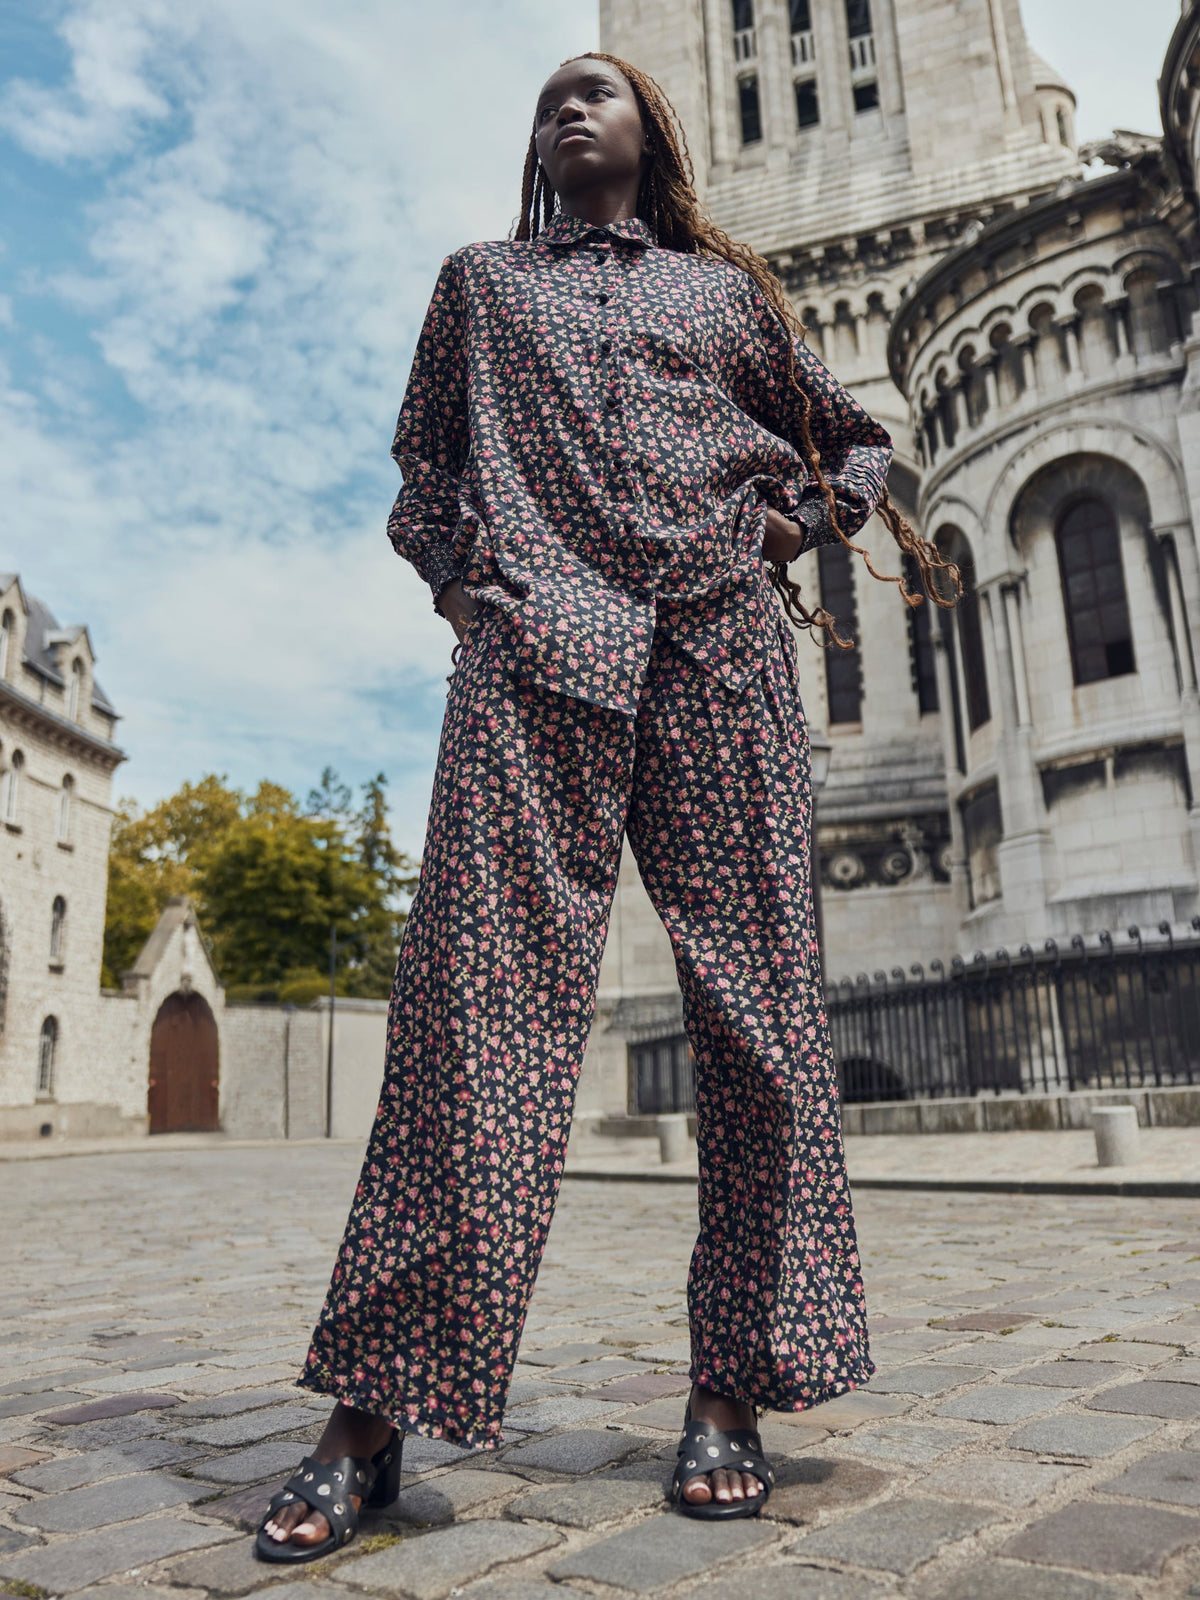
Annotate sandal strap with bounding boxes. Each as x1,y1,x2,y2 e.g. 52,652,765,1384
672,1419,773,1498
275,1455,370,1546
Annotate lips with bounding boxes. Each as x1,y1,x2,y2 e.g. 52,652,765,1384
555,127,594,149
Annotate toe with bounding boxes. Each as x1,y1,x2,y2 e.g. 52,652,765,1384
683,1474,712,1503
711,1468,732,1502
743,1472,762,1497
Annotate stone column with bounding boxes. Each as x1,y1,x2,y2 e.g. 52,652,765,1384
1002,583,1033,728
703,0,735,169
1015,336,1037,398
986,578,1053,940
983,359,1001,422
1058,316,1082,381
757,0,790,154
932,631,971,914
1108,297,1132,361
951,383,969,440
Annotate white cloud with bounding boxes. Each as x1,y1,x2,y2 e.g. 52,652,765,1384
0,0,597,851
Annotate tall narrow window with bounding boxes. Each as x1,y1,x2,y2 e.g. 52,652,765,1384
37,1017,58,1097
853,81,880,112
958,550,991,730
732,0,756,60
0,610,12,678
790,0,815,69
789,0,811,27
50,897,66,963
795,78,820,127
1056,498,1135,684
818,545,864,723
68,659,83,722
738,75,762,144
57,775,74,844
904,555,939,714
2,751,23,826
846,0,872,36
1056,107,1069,145
937,530,990,732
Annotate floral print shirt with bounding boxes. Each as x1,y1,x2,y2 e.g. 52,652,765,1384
387,212,892,714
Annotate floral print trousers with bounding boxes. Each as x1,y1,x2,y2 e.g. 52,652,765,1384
299,604,873,1448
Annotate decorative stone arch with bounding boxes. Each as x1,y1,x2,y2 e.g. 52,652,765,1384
1016,284,1066,329
1062,266,1114,303
986,420,1188,545
1113,246,1184,290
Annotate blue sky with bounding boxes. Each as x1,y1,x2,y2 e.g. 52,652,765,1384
0,0,1181,853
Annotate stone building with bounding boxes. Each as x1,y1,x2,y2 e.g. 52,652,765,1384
0,573,127,1137
0,571,387,1143
580,0,1200,1113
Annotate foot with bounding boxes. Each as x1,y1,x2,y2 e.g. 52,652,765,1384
681,1384,764,1507
261,1402,392,1548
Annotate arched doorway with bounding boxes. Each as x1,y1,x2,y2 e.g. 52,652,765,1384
148,992,219,1133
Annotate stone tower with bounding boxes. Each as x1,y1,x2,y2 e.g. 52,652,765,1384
595,0,1082,980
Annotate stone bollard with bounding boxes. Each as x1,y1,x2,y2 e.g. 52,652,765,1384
1092,1106,1141,1168
657,1113,690,1165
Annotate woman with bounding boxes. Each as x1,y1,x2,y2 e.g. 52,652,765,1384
257,51,954,1561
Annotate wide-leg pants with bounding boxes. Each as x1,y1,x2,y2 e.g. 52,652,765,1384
298,604,872,1447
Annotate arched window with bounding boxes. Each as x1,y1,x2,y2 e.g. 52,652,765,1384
68,659,83,722
818,544,863,723
1056,498,1135,684
57,775,74,844
0,610,12,678
1056,106,1068,145
37,1017,58,1097
50,897,66,963
1,750,24,826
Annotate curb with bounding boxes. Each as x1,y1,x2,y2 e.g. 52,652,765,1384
563,1169,1200,1198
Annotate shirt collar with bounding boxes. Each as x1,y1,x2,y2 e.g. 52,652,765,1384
539,212,656,250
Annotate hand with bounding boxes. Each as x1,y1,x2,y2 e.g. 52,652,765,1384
438,578,478,643
762,507,804,564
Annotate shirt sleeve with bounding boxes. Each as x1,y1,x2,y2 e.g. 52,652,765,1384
734,275,894,556
386,254,471,609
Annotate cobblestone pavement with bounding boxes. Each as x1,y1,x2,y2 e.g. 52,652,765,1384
4,1146,1200,1599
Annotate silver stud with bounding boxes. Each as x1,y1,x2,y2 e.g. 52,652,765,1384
334,1504,345,1515
357,1470,367,1483
706,1446,720,1458
282,1493,294,1502
383,1453,392,1464
686,1459,696,1469
317,1484,330,1496
334,1472,343,1482
303,1473,313,1482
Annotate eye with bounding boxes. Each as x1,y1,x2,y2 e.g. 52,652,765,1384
537,105,555,123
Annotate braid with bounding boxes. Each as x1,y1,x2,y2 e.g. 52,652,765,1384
514,52,962,642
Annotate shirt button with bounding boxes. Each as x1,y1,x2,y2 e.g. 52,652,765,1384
623,518,637,534
596,291,610,305
600,339,613,355
606,395,621,411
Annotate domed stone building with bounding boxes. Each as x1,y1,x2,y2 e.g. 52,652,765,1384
577,0,1200,1117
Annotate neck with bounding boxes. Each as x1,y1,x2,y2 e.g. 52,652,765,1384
556,184,641,227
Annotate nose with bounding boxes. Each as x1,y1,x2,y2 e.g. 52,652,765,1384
556,99,586,125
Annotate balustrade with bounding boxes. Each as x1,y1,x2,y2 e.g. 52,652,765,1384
790,28,814,67
734,26,757,61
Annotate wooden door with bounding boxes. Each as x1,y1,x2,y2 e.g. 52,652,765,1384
148,992,220,1133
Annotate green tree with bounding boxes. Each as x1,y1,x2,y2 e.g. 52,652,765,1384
102,769,418,1001
101,775,242,986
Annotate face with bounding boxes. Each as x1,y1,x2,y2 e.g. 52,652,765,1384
534,58,649,203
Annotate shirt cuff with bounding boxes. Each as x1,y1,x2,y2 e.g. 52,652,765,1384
794,491,836,555
423,543,467,614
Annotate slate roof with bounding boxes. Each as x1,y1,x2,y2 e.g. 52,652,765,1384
0,575,117,716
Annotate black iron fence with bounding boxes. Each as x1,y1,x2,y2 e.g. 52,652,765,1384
629,921,1200,1112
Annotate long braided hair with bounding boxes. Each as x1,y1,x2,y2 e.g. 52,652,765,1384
515,52,960,646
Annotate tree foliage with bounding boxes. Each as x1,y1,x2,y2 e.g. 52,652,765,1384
102,770,419,1000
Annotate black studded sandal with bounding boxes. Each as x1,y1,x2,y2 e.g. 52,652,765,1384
254,1429,402,1563
671,1405,773,1521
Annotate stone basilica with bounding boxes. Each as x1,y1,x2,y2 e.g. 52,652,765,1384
589,0,1200,1033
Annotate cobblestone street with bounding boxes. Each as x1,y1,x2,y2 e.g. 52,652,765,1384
3,1146,1200,1598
